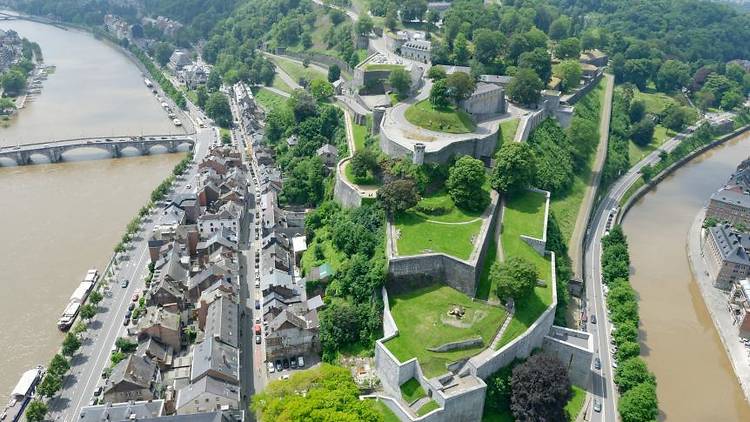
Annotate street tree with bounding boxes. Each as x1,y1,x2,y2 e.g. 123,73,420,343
25,400,47,422
62,332,81,357
446,156,488,211
80,304,97,320
89,290,103,306
377,179,421,214
37,373,62,398
492,256,539,301
429,79,450,109
507,68,543,106
389,68,412,99
446,72,476,104
48,354,70,377
615,357,656,393
618,382,659,422
510,353,571,422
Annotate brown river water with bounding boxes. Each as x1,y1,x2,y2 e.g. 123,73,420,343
623,132,750,421
0,19,181,401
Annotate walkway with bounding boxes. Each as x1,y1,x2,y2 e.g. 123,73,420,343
570,73,614,279
337,108,377,198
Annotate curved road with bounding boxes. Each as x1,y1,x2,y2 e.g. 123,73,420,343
583,122,701,422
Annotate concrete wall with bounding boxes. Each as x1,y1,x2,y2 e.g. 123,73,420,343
333,159,363,208
562,70,604,106
281,50,350,73
515,108,549,142
379,129,499,164
542,326,593,388
516,188,550,256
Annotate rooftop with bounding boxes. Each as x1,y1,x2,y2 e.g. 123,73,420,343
708,224,750,265
79,400,165,422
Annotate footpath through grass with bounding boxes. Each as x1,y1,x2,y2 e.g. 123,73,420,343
269,55,326,84
394,187,487,259
405,99,476,134
384,284,507,378
496,190,553,349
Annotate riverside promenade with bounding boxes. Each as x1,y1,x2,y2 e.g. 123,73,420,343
687,208,750,403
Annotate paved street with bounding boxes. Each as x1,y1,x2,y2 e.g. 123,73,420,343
46,114,215,422
582,123,701,422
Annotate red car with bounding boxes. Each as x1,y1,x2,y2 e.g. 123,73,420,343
132,293,139,302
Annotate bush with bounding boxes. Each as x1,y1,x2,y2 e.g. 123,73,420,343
630,118,655,146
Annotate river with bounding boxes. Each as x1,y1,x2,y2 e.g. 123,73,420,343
623,132,750,421
0,20,182,401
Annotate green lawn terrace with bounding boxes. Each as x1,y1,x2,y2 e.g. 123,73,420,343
391,182,494,261
404,99,477,134
384,284,508,378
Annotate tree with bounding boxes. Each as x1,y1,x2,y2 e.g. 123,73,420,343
116,337,137,353
492,256,539,300
518,48,552,83
630,118,655,146
62,333,81,357
378,179,420,214
350,149,378,179
153,42,173,67
1,69,25,96
37,373,62,398
616,341,642,362
205,92,232,127
206,71,222,92
491,142,536,194
288,89,317,122
613,321,639,346
507,68,543,106
89,290,103,305
720,89,744,110
453,32,470,64
310,79,334,100
656,60,691,92
615,357,656,393
401,0,428,22
555,37,580,60
446,72,476,104
25,400,47,422
510,353,571,422
473,29,505,65
557,60,582,92
548,16,571,40
661,104,689,131
355,15,373,36
628,99,646,123
427,66,446,81
49,354,70,377
80,304,96,320
388,68,411,99
446,156,488,211
385,9,398,30
618,382,659,422
327,64,341,82
429,79,450,109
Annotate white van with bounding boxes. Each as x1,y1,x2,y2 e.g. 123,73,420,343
297,356,304,367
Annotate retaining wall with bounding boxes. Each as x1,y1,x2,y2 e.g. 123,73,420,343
279,50,350,73
517,188,551,256
562,70,604,106
333,165,363,208
542,326,594,388
516,108,548,142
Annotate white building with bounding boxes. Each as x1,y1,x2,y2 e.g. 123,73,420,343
197,202,243,238
400,40,432,64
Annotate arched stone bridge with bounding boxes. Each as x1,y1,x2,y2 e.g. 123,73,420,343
0,135,195,166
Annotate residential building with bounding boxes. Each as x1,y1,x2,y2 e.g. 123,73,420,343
137,337,174,371
175,376,240,415
79,400,165,422
729,278,750,332
169,50,192,71
137,306,182,352
702,223,750,289
265,308,320,361
102,355,161,404
201,294,239,348
316,144,339,167
190,337,239,385
197,202,243,238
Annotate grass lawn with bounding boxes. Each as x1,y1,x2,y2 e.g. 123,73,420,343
269,55,326,84
417,400,440,416
499,118,520,146
394,187,487,259
565,386,586,420
366,63,404,72
475,238,498,301
384,284,507,378
405,99,476,134
634,87,678,114
351,117,368,152
628,125,674,165
372,400,400,422
271,74,293,93
251,87,288,113
400,378,426,403
300,226,347,276
497,190,554,349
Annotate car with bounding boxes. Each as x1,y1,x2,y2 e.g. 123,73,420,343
594,357,601,370
267,362,275,373
255,279,260,288
89,397,97,406
123,318,130,326
593,399,602,413
186,184,192,189
291,359,298,369
281,374,290,380
255,300,260,310
128,302,136,311
125,310,132,319
612,360,618,369
591,315,597,324
120,279,129,288
282,358,290,369
297,356,305,368
255,335,261,345
255,317,261,324
132,293,139,302
275,360,283,372
93,386,103,397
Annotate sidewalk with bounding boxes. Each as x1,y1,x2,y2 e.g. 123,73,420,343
687,208,750,403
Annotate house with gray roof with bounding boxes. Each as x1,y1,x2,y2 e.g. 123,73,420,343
703,223,750,289
190,337,239,385
136,337,174,370
202,294,239,348
102,355,161,404
265,308,320,361
79,400,165,422
175,376,240,415
316,144,339,168
137,306,182,352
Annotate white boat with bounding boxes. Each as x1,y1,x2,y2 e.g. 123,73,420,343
0,366,44,422
57,268,97,331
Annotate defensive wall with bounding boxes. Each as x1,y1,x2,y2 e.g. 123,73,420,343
518,188,551,255
333,161,364,208
542,326,594,388
561,70,604,106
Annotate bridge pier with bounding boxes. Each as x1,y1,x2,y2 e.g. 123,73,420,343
168,140,178,153
16,151,29,165
48,148,62,163
110,144,121,158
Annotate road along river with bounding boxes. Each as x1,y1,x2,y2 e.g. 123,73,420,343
622,132,750,421
0,19,182,401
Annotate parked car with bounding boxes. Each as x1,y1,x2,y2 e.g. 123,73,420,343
120,279,129,288
128,303,135,311
282,358,290,369
255,335,261,345
591,315,597,324
123,318,130,326
255,317,261,324
255,279,260,288
275,360,282,372
255,300,260,310
593,399,602,413
594,357,601,370
297,356,305,368
125,310,132,319
132,293,139,302
93,386,103,397
267,362,275,373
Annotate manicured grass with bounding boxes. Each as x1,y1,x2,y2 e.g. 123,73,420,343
475,238,498,301
300,227,347,276
394,186,489,259
499,118,520,146
405,99,476,134
251,87,288,113
269,55,326,84
351,118,368,152
366,63,404,72
565,386,586,421
417,400,440,416
372,399,401,422
634,88,677,114
400,378,426,403
271,74,293,93
497,191,554,349
384,284,507,378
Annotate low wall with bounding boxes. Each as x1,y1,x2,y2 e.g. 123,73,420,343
562,70,604,106
279,50,350,73
618,124,750,224
333,160,363,208
467,253,558,380
517,188,550,256
516,108,549,142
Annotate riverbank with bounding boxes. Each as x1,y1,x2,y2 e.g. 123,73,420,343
687,208,750,404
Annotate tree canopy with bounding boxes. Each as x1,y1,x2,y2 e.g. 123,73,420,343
492,256,539,301
510,353,572,422
446,155,488,211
